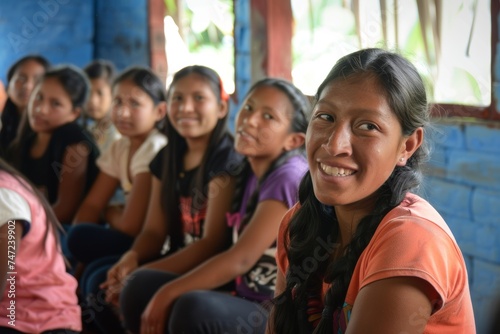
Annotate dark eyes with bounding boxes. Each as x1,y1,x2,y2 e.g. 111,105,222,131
359,123,378,131
315,113,333,122
314,113,379,131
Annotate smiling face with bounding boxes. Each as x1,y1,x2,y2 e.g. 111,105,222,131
111,79,164,139
167,73,226,141
306,74,412,213
8,59,46,111
235,85,298,162
87,78,113,120
28,77,80,133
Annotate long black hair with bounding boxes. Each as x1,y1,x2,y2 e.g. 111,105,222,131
160,65,230,251
271,48,430,333
229,78,310,230
1,55,50,153
8,65,90,169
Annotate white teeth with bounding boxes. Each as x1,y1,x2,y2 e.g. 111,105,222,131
320,163,354,176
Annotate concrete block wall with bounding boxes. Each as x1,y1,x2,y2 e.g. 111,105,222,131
0,0,94,83
232,0,252,131
425,121,500,333
94,0,149,72
0,0,150,84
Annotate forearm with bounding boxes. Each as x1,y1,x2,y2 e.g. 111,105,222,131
130,230,166,264
144,237,227,274
52,201,79,224
73,202,103,225
164,249,252,295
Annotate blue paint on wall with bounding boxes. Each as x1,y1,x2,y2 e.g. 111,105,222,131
94,0,149,72
0,0,150,85
427,121,500,333
0,0,94,83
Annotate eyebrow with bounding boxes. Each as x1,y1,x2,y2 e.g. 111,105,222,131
315,99,394,122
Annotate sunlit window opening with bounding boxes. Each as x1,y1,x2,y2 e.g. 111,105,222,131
291,0,491,107
164,0,235,94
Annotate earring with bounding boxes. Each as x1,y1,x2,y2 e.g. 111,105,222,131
399,158,405,162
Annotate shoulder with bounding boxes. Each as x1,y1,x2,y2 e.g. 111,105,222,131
137,129,168,155
379,193,453,238
265,155,308,185
206,133,244,176
52,122,98,151
362,193,464,279
0,172,32,229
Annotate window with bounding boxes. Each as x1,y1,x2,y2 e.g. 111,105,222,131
291,0,491,107
164,0,235,93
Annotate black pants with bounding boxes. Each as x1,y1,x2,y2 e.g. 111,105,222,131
0,328,79,334
66,223,134,264
120,269,269,333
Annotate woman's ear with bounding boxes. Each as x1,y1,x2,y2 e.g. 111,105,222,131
397,127,424,166
72,107,82,119
284,132,306,151
155,101,168,121
217,100,229,119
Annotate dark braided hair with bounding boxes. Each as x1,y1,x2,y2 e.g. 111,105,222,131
229,78,310,230
271,48,430,333
160,65,230,251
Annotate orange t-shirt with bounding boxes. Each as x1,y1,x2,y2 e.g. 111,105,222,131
277,193,475,333
0,80,7,112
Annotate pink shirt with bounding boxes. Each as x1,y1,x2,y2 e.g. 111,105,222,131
0,171,81,332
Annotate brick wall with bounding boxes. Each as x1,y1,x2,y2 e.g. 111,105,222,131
0,0,94,83
425,121,500,333
0,0,150,84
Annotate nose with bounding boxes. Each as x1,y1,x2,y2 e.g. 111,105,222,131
321,123,352,156
179,97,194,112
115,105,131,118
242,110,259,126
89,92,99,106
24,77,36,92
34,100,47,115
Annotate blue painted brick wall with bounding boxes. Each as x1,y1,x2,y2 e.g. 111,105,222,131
0,0,150,85
94,0,149,72
472,188,500,223
424,176,472,220
0,0,94,83
466,124,500,153
471,259,500,333
427,121,500,332
233,0,251,128
448,150,500,191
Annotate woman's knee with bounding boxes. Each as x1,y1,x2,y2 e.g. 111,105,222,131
120,269,178,332
168,291,269,334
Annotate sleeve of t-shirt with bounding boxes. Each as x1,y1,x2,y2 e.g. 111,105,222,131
204,134,243,180
358,215,465,309
259,156,308,208
0,188,31,235
130,131,167,176
96,139,122,179
149,147,165,180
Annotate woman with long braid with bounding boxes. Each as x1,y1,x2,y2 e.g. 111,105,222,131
270,48,475,333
